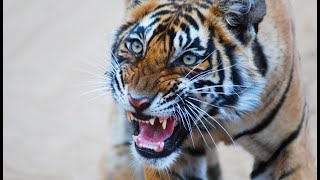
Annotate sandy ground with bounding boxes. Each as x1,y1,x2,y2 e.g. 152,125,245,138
3,0,317,179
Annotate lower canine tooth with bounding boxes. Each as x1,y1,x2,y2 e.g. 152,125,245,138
160,142,164,149
132,135,138,142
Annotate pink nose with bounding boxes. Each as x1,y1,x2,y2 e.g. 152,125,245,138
128,93,151,112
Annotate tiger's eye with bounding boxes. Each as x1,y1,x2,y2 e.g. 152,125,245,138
182,53,197,65
131,40,143,54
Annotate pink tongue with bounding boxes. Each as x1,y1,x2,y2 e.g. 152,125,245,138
139,118,175,142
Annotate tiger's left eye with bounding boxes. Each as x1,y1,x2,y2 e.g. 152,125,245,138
182,53,197,65
130,40,143,54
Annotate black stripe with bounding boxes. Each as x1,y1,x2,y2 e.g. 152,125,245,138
153,3,174,11
185,147,206,156
222,45,241,106
207,164,222,180
168,170,184,180
207,107,219,116
114,74,123,95
119,69,125,89
278,167,299,180
196,9,205,23
179,35,183,47
182,4,193,12
224,45,242,87
200,0,214,5
117,22,135,37
151,10,174,18
250,105,306,178
186,177,202,180
131,0,141,6
252,38,268,76
233,61,294,140
119,50,128,54
196,2,210,9
167,28,176,56
145,17,161,30
187,37,205,52
183,14,199,30
216,51,225,87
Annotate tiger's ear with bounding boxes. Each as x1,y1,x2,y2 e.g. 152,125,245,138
217,0,266,44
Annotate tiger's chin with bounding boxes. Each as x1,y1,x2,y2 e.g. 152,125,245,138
127,111,189,169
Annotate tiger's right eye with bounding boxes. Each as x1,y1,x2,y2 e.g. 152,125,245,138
129,40,143,54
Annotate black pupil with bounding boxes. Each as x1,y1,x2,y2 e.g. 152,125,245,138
134,42,141,50
186,54,194,62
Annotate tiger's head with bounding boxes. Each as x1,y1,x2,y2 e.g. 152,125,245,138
107,0,266,169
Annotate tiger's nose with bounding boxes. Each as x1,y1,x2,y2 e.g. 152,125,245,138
128,93,151,112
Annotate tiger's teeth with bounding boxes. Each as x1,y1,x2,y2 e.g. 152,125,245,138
159,118,163,124
159,142,164,149
127,112,133,122
162,119,167,129
149,118,155,125
132,135,138,142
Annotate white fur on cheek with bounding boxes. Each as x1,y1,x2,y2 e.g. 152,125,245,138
130,143,181,170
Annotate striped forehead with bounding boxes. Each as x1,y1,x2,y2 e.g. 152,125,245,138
128,4,211,55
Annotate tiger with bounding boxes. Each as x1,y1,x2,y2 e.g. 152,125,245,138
106,0,316,179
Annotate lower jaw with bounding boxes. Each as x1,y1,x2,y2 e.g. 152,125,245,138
134,126,189,159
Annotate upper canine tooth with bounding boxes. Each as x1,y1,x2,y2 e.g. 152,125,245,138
149,118,155,125
162,119,167,129
127,112,132,122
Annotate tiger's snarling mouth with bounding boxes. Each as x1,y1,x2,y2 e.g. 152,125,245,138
128,111,188,158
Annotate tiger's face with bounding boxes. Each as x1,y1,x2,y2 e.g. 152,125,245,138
108,0,266,169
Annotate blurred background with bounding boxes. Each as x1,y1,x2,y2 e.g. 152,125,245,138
3,0,317,179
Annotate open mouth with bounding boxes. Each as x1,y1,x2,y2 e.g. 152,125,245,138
128,112,189,158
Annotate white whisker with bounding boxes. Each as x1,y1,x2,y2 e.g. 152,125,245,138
81,87,111,97
186,100,236,146
176,103,195,148
188,97,222,109
176,95,196,147
188,96,234,120
191,84,250,92
188,60,242,83
186,102,218,151
184,104,211,149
